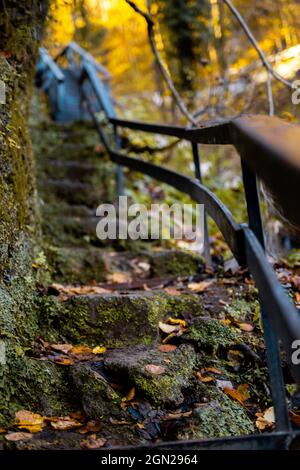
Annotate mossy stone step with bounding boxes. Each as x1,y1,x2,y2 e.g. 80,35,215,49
41,160,97,181
46,247,204,284
43,291,204,347
44,179,103,207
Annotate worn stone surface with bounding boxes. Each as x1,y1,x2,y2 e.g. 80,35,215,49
104,344,197,406
45,291,204,347
71,363,121,419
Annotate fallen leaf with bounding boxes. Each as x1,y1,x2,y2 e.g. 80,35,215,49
144,364,166,375
159,322,180,334
15,410,44,433
295,292,300,304
92,346,106,355
223,384,249,405
51,343,73,354
163,411,192,421
166,317,187,327
158,344,177,353
256,407,275,430
51,283,111,296
238,323,254,332
122,387,135,402
78,420,102,434
109,418,131,425
164,288,181,296
52,357,74,366
203,367,222,375
80,435,107,449
187,279,215,293
289,410,300,427
106,272,132,284
49,417,82,430
196,372,215,383
0,427,6,433
71,345,92,355
5,432,33,442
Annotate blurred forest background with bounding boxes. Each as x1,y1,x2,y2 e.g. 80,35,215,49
41,0,300,255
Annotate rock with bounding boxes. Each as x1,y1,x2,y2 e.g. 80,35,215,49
50,291,204,347
70,363,121,420
177,383,255,440
104,344,197,406
183,316,235,353
151,250,203,277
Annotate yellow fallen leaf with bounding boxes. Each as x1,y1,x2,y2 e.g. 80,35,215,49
106,272,132,284
238,323,254,332
15,410,44,432
195,372,215,383
187,279,215,293
166,317,187,327
71,345,93,355
122,387,135,402
92,346,107,355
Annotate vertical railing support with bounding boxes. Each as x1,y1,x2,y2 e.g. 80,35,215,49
241,159,290,432
191,142,212,267
113,124,125,196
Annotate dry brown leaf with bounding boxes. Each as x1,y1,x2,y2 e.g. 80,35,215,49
223,384,249,405
164,288,182,296
0,427,6,433
122,387,135,402
49,417,82,430
144,364,166,375
5,432,33,441
295,292,300,304
51,343,73,354
158,344,177,353
196,373,215,383
51,283,111,296
52,356,74,366
203,367,222,375
106,272,132,284
187,279,215,293
163,411,192,421
256,407,275,430
80,435,107,449
289,410,300,427
78,420,102,434
238,323,254,332
159,322,180,334
92,346,106,355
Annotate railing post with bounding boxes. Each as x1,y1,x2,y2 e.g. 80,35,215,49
191,143,212,266
241,159,290,432
113,124,125,196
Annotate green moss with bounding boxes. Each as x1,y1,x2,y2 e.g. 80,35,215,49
184,317,236,353
151,250,203,277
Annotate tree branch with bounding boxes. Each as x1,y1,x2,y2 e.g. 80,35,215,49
222,0,293,89
125,0,197,125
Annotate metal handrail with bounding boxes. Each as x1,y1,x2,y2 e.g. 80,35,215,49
37,44,300,448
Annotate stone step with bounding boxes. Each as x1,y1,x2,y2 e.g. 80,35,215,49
42,160,97,181
44,290,205,347
43,179,103,207
42,214,100,247
46,247,203,284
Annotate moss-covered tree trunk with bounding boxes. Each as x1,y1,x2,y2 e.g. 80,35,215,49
0,0,48,422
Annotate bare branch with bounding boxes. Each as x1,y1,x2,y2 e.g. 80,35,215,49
267,72,275,116
125,0,197,125
223,0,293,89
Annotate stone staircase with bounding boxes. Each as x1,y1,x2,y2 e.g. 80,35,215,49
4,115,268,449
